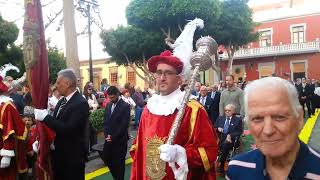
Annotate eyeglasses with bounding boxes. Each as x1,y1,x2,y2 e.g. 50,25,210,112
155,70,177,78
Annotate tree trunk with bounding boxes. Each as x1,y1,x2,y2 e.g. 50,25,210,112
63,0,81,86
226,45,235,75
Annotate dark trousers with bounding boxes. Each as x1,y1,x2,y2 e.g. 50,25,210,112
300,99,312,117
102,139,128,180
219,140,234,172
52,157,85,180
89,123,97,151
134,106,143,127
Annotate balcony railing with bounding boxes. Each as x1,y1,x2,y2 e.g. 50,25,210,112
221,41,320,60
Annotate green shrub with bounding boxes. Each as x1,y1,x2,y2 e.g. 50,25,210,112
90,109,105,132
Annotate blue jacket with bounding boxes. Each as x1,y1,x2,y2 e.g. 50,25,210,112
227,141,320,180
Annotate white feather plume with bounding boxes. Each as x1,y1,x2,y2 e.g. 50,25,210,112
0,63,20,78
172,18,204,76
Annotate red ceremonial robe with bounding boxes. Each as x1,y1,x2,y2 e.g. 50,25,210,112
0,101,28,180
130,99,218,180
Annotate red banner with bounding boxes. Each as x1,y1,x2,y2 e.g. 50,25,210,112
23,0,55,179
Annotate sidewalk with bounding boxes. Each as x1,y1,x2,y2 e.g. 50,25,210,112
85,126,137,177
307,110,320,152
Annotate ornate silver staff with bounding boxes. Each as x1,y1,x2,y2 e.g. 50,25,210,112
167,36,218,145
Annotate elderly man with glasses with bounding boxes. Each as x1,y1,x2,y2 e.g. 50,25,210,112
227,77,320,180
215,104,243,175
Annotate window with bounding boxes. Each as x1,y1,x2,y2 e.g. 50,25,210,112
232,65,246,82
258,62,274,78
291,25,305,43
110,72,118,85
259,30,272,47
291,61,307,80
127,71,136,86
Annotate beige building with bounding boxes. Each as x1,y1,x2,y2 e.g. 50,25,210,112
79,58,147,91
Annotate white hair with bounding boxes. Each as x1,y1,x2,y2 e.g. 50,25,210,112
225,104,236,111
244,77,302,120
58,69,77,88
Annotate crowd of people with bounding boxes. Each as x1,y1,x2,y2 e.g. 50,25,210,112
1,57,320,180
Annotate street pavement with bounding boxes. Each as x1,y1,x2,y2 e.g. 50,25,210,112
85,126,137,175
308,112,320,152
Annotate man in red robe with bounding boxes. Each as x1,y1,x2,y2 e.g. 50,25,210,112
0,75,27,180
130,50,218,180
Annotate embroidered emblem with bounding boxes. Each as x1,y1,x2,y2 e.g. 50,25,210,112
146,135,167,180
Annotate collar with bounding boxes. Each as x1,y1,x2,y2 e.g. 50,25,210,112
147,88,185,116
112,97,121,105
260,141,310,179
0,95,13,104
65,90,77,102
200,96,207,99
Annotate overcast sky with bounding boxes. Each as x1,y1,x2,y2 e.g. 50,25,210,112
0,0,130,60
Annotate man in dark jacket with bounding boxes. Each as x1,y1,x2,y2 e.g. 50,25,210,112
103,86,130,180
215,104,243,174
35,69,89,180
297,77,313,117
208,84,220,124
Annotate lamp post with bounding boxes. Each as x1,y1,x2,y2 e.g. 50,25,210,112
218,50,224,81
77,0,99,83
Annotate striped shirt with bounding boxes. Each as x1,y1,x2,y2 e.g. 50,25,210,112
226,141,320,180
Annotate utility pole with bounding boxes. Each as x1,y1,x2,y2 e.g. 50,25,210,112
87,4,93,83
77,0,99,84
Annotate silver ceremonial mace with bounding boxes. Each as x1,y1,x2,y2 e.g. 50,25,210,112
166,36,218,145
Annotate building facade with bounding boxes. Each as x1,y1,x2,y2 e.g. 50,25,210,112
79,58,147,91
218,0,320,82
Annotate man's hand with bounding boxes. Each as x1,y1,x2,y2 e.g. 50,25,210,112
159,144,188,180
226,134,232,143
34,109,49,121
218,127,223,133
0,156,11,168
105,135,112,142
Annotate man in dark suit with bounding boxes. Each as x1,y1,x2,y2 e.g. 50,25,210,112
208,84,220,125
214,104,242,174
35,69,89,180
103,86,130,180
197,85,215,123
297,77,312,117
191,81,201,97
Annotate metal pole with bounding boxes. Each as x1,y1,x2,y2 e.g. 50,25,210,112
87,4,93,83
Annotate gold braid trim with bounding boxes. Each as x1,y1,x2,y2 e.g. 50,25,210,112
187,100,204,140
130,144,137,152
1,102,27,141
198,147,211,172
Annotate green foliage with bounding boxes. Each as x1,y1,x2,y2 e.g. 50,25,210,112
126,0,172,30
0,16,19,52
214,0,259,48
48,46,66,84
90,108,105,131
126,0,221,38
100,25,166,65
0,45,24,79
